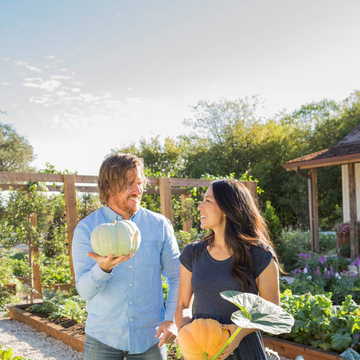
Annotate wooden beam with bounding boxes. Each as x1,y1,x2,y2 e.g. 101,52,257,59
242,181,258,201
30,214,42,299
63,174,78,286
181,194,192,232
308,178,314,251
159,178,173,223
0,172,63,182
283,153,360,171
348,163,359,259
170,178,213,187
309,169,319,253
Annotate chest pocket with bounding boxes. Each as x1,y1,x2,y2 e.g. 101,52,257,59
139,241,161,268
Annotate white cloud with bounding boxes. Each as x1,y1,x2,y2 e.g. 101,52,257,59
23,82,40,88
56,91,69,96
14,60,27,66
51,75,73,79
29,96,52,104
3,57,10,61
71,88,81,93
23,80,61,91
80,92,111,102
45,55,56,59
26,65,42,73
24,77,43,82
60,68,67,72
1,82,12,86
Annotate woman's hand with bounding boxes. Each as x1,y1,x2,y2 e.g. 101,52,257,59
217,324,240,359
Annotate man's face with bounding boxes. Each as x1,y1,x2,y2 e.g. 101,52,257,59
108,166,144,219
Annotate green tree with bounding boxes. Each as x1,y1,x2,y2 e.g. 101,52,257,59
0,123,35,171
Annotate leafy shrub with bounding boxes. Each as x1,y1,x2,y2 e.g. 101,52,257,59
263,201,282,246
287,252,359,304
175,228,207,251
0,344,31,360
0,253,22,310
276,229,337,273
279,290,360,354
40,253,72,286
49,295,87,323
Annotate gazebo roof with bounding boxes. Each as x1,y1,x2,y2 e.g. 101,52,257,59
283,124,360,170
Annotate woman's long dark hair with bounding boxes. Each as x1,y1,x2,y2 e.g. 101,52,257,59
203,179,280,291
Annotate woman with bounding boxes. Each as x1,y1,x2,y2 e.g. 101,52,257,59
175,179,281,360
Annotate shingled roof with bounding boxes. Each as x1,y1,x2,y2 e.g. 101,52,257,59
283,124,360,170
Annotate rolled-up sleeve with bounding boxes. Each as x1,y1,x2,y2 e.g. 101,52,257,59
160,220,180,322
72,222,113,300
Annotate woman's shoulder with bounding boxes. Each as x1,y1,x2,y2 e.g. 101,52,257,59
249,242,275,259
182,240,207,254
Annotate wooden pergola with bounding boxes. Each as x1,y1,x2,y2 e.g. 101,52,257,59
283,125,360,259
0,171,257,288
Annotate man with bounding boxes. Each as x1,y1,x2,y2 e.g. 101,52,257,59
72,153,180,360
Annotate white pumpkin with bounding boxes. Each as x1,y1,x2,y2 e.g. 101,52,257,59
90,220,141,257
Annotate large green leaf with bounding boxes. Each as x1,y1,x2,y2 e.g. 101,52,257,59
220,291,294,335
340,348,360,360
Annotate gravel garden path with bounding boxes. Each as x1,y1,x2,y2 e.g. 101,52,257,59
0,310,83,360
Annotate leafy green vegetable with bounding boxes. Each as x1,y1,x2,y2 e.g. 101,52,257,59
340,348,360,360
220,291,295,334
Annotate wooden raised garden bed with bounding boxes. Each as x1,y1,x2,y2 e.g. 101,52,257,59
7,303,85,352
263,335,343,360
6,303,345,360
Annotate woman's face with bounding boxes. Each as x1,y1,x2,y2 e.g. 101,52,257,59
197,186,226,230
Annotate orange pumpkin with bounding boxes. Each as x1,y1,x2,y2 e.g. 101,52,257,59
177,318,230,360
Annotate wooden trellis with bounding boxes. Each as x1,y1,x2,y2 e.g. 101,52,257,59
0,171,257,286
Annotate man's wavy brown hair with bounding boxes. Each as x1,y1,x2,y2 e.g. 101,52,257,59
98,153,147,205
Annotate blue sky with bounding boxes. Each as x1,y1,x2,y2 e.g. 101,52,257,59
1,0,360,175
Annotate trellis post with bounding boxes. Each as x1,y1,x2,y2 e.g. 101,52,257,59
30,213,42,299
159,178,173,223
63,174,78,286
181,193,192,232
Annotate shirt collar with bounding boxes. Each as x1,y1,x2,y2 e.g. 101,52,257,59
103,205,139,222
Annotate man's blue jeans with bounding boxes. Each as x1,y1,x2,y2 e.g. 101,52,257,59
84,335,167,360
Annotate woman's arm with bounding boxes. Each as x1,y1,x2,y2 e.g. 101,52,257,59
174,264,193,331
219,258,280,359
256,258,280,305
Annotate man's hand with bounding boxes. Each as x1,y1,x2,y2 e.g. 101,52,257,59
87,252,133,273
155,321,178,347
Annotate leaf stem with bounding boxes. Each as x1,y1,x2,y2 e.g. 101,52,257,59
210,327,242,360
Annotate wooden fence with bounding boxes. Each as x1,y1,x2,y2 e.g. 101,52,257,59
0,171,257,290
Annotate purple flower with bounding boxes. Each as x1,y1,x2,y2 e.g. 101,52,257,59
318,255,327,265
354,257,360,267
329,266,334,276
293,268,302,274
314,266,320,275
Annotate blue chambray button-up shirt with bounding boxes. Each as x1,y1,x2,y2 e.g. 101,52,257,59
72,206,180,354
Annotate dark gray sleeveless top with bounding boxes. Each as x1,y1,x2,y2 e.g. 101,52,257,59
180,241,274,360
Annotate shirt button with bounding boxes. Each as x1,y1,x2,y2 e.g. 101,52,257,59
129,318,133,322
129,283,132,286
129,265,132,268
129,301,132,304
